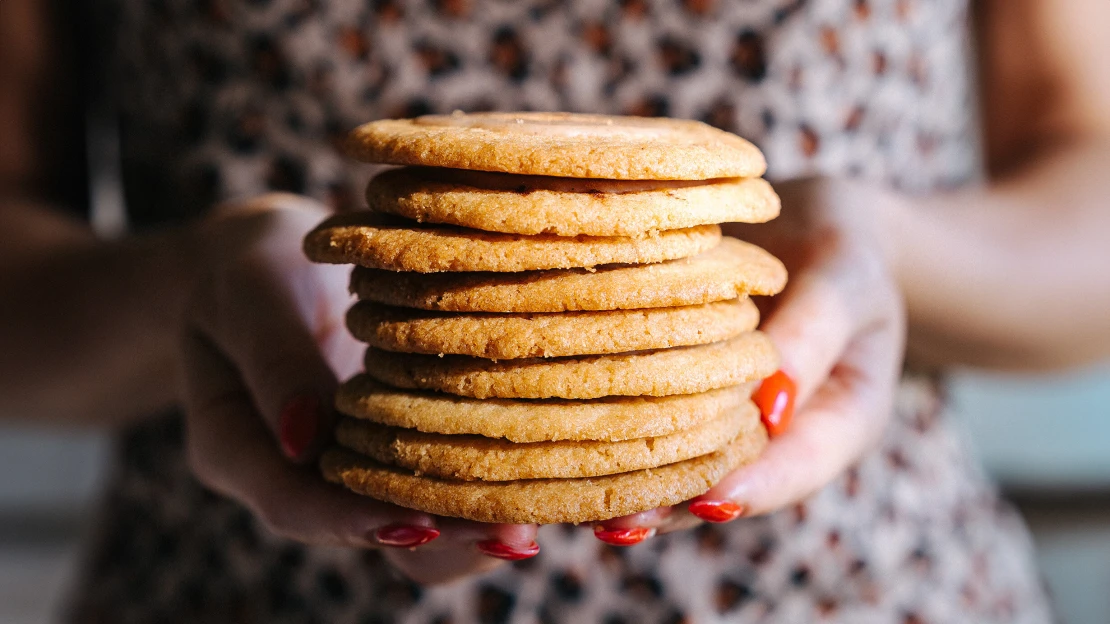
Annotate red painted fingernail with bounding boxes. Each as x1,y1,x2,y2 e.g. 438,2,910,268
374,524,440,548
593,526,655,546
753,370,797,437
476,540,540,561
279,393,321,460
689,500,745,523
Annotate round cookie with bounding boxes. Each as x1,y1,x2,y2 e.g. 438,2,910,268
304,212,720,272
363,331,779,399
334,401,758,481
346,298,759,359
321,432,767,524
336,375,757,443
366,167,780,236
344,112,766,180
350,238,787,312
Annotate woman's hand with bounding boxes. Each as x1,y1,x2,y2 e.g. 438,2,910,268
179,194,538,584
593,177,907,543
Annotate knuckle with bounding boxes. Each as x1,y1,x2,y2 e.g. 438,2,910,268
184,435,221,490
183,428,249,504
252,498,300,541
184,446,213,488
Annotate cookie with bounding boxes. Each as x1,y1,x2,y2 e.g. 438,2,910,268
363,332,778,399
335,401,758,481
336,375,756,443
346,298,759,359
350,238,787,312
345,112,766,180
321,430,765,524
304,212,720,272
366,167,780,236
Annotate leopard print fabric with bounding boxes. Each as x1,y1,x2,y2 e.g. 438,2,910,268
68,1,1052,622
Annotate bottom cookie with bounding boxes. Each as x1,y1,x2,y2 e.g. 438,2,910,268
320,431,767,524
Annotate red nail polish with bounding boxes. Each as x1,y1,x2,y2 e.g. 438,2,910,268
689,500,745,523
753,370,797,437
593,526,655,546
374,524,440,548
476,540,540,561
279,394,321,460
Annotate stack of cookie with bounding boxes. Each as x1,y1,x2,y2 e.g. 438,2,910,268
305,112,787,524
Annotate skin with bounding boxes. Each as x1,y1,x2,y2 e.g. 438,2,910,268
1,0,1109,582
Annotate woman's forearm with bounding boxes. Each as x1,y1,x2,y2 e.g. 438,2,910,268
1,213,192,425
889,139,1110,370
0,202,262,426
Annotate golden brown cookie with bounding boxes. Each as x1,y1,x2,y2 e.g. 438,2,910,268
335,401,758,481
346,298,759,359
363,332,778,399
366,167,780,236
350,238,787,312
336,375,756,442
321,431,766,524
304,212,720,272
344,112,766,180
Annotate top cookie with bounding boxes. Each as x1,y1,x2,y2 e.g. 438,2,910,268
366,167,780,237
345,112,767,180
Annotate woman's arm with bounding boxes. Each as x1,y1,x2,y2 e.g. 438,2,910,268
0,203,260,426
891,0,1110,371
0,0,243,425
892,142,1110,370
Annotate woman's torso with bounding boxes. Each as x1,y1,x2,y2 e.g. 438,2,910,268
70,1,1050,622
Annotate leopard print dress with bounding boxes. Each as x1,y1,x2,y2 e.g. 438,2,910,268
68,1,1054,622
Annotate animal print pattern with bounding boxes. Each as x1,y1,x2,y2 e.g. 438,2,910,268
101,0,981,225
68,0,1051,622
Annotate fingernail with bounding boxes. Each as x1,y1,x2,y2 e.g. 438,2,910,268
374,524,440,548
753,370,797,437
279,393,322,460
689,500,745,523
593,526,655,546
476,539,540,561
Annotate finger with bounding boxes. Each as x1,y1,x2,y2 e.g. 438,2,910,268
690,314,904,518
759,270,855,408
190,242,353,462
590,502,711,546
208,192,331,221
420,517,539,558
384,521,541,583
473,522,542,561
760,231,894,407
588,507,670,545
181,331,437,548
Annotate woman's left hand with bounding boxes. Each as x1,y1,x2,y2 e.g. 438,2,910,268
592,177,907,544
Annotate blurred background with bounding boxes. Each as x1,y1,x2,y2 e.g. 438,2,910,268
3,370,1110,623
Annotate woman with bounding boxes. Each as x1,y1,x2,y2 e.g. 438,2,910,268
2,0,1107,621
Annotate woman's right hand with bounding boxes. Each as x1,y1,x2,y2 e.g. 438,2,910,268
178,194,539,584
